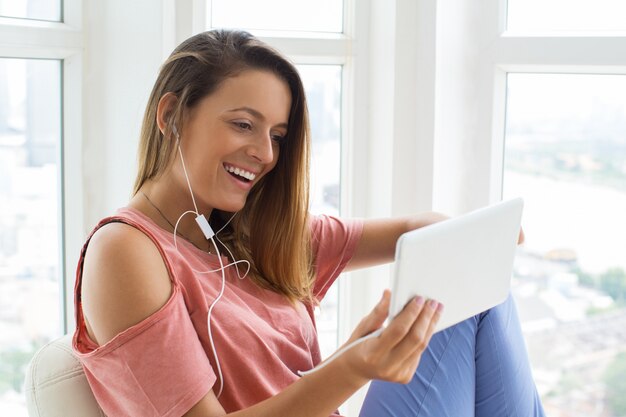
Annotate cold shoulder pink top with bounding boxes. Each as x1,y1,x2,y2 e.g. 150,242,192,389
72,208,363,416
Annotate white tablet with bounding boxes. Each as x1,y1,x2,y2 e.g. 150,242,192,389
389,198,524,333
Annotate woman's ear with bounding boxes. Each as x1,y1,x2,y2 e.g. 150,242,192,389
156,92,179,137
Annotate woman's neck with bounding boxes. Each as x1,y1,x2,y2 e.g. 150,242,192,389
131,181,213,252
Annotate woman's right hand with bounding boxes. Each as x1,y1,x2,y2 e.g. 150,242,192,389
185,290,441,417
339,290,443,385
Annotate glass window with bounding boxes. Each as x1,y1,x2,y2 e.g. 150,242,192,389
0,58,62,415
299,64,342,357
503,73,626,417
507,0,626,33
0,0,62,22
210,0,343,33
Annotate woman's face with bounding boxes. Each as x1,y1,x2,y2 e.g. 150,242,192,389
173,69,291,213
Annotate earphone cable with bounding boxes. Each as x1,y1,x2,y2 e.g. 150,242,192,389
170,131,253,396
177,140,200,214
297,328,385,377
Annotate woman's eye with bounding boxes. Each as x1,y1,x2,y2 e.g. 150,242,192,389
271,133,286,143
234,121,252,130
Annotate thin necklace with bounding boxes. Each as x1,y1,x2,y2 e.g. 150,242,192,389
140,191,210,252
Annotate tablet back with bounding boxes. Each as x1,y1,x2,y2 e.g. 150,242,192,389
390,198,524,333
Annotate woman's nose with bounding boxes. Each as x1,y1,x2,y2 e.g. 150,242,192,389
247,131,276,163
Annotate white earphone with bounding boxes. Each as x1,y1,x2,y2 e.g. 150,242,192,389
169,123,251,397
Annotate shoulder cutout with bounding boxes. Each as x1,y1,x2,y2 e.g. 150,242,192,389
80,221,173,346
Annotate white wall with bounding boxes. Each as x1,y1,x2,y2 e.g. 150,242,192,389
432,0,503,215
82,0,164,232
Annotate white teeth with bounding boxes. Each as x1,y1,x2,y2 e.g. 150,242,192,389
225,164,256,181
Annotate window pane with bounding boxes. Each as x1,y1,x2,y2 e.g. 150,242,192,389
0,0,61,22
0,58,62,416
211,0,343,33
507,0,626,33
503,73,626,417
299,65,342,358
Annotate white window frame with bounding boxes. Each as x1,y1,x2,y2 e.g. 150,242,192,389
418,1,626,409
0,0,84,334
417,0,626,215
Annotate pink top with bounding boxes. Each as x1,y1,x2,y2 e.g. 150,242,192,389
72,208,363,417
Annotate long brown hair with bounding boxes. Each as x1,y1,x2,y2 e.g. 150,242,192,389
133,30,314,303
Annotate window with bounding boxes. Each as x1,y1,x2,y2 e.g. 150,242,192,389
413,2,626,415
0,0,61,22
503,73,626,416
0,58,62,414
299,65,342,219
0,1,82,414
495,2,626,416
298,64,342,356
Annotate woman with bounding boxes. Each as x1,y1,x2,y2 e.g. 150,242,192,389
72,29,545,416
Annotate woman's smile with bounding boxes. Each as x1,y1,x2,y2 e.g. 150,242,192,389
223,162,259,190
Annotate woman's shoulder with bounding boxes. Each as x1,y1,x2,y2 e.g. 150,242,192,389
86,206,168,266
87,217,165,267
309,213,364,242
90,216,154,248
80,219,174,346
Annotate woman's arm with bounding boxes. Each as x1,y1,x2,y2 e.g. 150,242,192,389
184,347,365,417
345,212,449,272
81,222,173,346
345,212,525,272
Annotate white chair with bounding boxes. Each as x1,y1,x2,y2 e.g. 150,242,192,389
24,334,104,417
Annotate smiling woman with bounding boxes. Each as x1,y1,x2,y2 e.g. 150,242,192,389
73,29,330,415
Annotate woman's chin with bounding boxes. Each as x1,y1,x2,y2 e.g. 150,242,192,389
216,199,246,214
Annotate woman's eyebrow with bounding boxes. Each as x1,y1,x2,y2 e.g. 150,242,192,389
227,106,288,129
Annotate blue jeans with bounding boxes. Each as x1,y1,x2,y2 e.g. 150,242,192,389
359,295,545,417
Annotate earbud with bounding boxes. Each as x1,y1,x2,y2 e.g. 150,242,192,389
172,124,179,138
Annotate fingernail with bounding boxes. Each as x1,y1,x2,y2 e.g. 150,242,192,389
436,302,445,313
414,296,425,306
427,299,438,309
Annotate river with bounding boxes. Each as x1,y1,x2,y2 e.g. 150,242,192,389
503,171,626,274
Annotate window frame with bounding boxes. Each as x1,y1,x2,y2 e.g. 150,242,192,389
492,2,626,204
424,0,626,413
0,0,84,333
407,0,626,216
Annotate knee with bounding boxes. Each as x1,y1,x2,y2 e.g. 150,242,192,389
478,293,517,323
